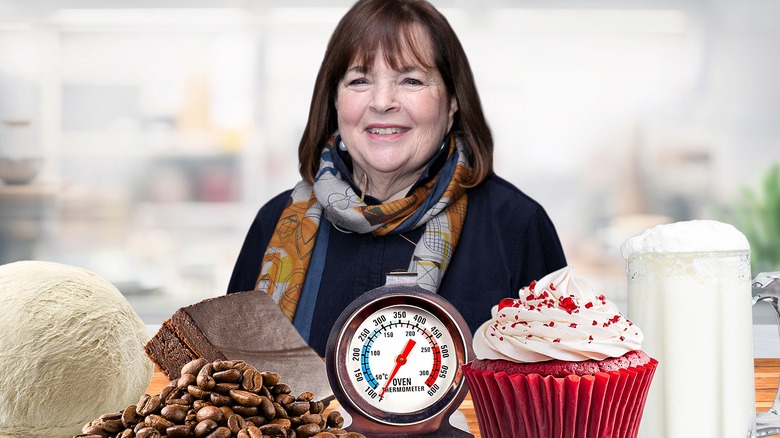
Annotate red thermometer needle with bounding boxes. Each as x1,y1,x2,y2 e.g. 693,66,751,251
380,338,417,399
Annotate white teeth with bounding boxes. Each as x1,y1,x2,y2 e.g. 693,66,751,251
368,127,404,135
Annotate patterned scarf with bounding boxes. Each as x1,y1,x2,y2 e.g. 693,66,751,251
257,134,472,321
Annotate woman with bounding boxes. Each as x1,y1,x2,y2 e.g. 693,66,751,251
228,0,566,357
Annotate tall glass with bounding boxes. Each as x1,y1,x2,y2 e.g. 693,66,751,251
625,249,755,438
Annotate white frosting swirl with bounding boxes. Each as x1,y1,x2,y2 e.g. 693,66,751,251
473,266,643,362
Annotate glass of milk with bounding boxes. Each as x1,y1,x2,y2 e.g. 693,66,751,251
622,220,756,438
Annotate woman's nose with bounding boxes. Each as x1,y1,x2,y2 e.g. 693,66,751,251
369,83,399,113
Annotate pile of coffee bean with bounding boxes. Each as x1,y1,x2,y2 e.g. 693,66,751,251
74,358,365,438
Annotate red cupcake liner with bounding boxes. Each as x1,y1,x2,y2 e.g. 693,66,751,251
464,358,658,438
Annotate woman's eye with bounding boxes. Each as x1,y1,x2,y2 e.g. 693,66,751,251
403,78,424,86
346,77,368,86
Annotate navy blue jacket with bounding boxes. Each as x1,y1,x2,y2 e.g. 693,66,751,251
227,173,567,357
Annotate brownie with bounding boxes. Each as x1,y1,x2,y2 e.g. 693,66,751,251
145,290,333,402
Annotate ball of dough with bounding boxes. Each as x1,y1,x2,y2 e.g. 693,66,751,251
0,261,153,437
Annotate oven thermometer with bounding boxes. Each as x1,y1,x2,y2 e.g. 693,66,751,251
325,272,473,437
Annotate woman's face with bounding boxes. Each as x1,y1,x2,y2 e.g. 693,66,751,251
334,28,457,193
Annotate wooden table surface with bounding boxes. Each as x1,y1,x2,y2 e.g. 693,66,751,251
147,359,780,437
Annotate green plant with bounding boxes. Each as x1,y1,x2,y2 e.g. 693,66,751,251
730,163,780,274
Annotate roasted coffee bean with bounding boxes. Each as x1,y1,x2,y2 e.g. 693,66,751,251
259,385,272,398
166,398,190,406
242,369,264,392
81,424,107,437
178,373,197,389
326,411,343,429
161,404,188,423
193,400,212,411
259,396,275,418
74,359,366,438
137,394,162,416
196,405,224,423
309,400,324,414
135,427,161,438
210,392,233,407
220,405,235,418
188,384,211,399
296,392,315,402
206,426,232,438
289,415,303,427
261,372,281,387
273,402,288,419
181,358,208,376
231,389,262,407
159,385,176,402
271,383,291,395
342,433,367,438
193,419,218,438
301,414,322,426
259,423,287,436
213,382,240,394
246,425,264,438
101,418,124,434
145,414,174,434
214,368,242,383
296,423,322,438
245,416,267,427
231,405,259,417
286,401,311,417
227,413,246,433
275,394,295,406
166,425,191,438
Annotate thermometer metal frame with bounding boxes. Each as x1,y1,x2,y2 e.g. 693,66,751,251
325,273,474,436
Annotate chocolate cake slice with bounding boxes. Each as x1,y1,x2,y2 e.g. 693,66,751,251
145,290,333,402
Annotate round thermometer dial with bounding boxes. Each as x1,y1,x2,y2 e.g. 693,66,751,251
348,303,458,413
326,276,473,433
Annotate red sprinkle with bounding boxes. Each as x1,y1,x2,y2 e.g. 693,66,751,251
549,321,555,327
529,280,537,291
569,323,577,328
549,282,556,291
592,320,598,326
553,338,561,343
559,296,578,313
585,302,594,309
498,298,515,311
526,293,536,301
589,335,594,341
620,336,625,341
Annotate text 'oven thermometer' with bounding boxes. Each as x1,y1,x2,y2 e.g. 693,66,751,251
325,272,474,437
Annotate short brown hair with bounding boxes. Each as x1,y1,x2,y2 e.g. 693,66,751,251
298,0,493,187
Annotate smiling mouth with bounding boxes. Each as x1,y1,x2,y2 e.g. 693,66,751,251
366,127,408,135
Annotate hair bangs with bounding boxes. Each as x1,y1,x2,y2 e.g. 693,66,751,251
350,20,435,73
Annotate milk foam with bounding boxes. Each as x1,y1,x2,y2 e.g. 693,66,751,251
621,220,749,257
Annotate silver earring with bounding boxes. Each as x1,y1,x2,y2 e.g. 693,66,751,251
339,141,347,151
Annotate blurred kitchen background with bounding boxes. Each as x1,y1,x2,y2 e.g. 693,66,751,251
1,0,779,331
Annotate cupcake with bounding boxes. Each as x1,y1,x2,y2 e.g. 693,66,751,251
464,266,657,438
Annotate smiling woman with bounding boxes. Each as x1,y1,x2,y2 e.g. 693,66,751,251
227,0,567,358
334,23,457,202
